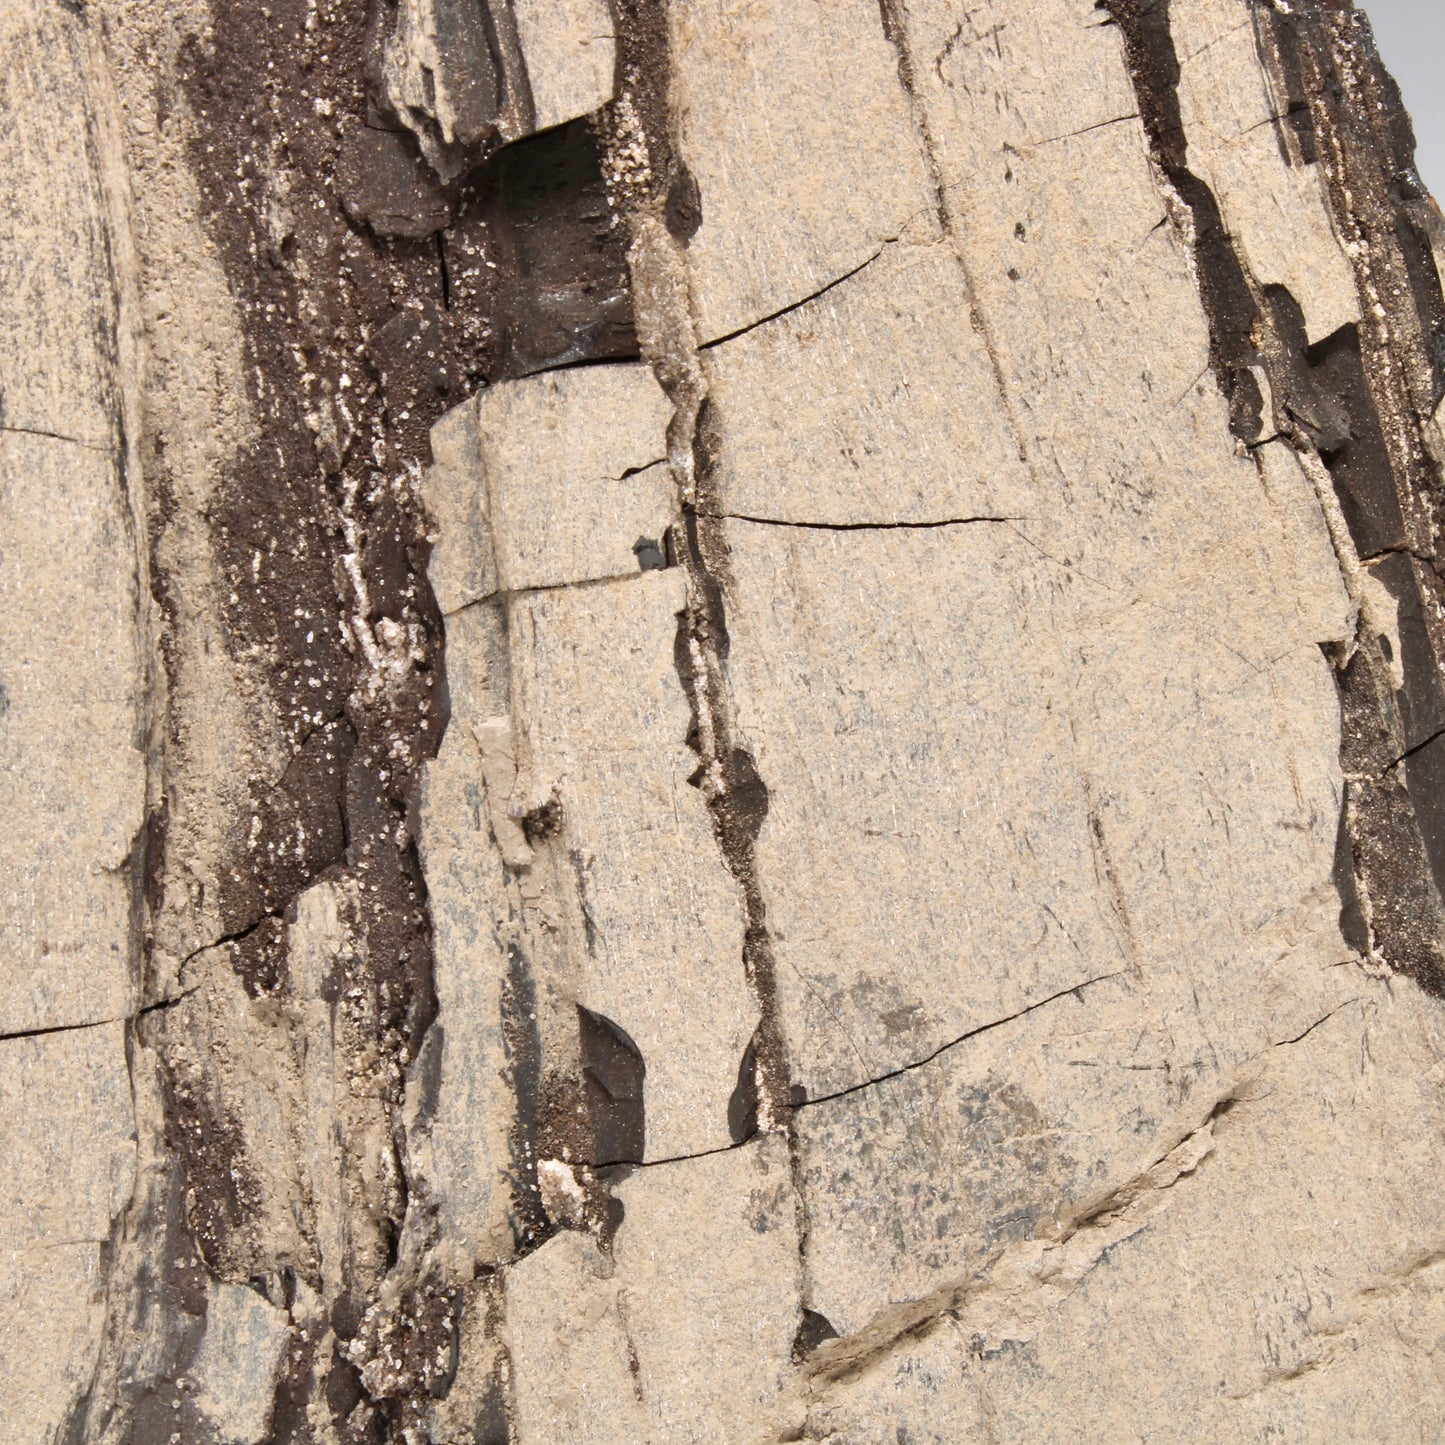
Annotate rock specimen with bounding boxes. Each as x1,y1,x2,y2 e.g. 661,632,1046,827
6,0,1445,1439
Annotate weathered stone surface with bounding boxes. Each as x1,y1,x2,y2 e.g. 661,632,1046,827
10,0,1445,1436
0,435,145,1034
511,571,754,1160
189,1281,292,1444
737,0,1350,1344
414,603,522,1269
375,0,616,181
424,396,498,616
803,976,1445,1439
427,365,674,610
726,520,1127,1099
0,10,143,1435
0,3,117,449
0,1246,116,1444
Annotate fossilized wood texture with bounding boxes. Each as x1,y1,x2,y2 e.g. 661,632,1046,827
10,0,1445,1439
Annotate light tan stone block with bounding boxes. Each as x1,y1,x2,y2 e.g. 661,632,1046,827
426,365,673,614
189,1281,292,1444
0,435,145,1035
760,0,1359,1342
0,1021,134,1250
0,1245,112,1445
0,1022,134,1440
479,364,673,595
415,605,521,1269
724,520,1127,1100
514,0,616,133
668,0,936,342
0,3,117,450
1174,0,1359,342
701,242,1030,525
513,571,754,1160
507,1137,802,1443
0,2,143,1035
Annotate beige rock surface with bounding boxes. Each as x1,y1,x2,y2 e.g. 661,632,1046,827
8,0,1445,1437
725,520,1128,1098
189,1281,292,1444
0,1023,135,1441
513,0,616,134
477,364,673,595
511,572,754,1160
401,0,1445,1433
425,364,674,611
414,603,523,1269
0,6,143,1437
700,241,1028,526
377,0,616,176
0,2,146,1036
666,0,936,341
1174,0,1359,343
424,398,498,617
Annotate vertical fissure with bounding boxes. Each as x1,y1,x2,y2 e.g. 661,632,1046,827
594,0,819,1356
876,0,1036,473
1101,0,1266,440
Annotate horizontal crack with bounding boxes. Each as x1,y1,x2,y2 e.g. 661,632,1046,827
698,246,887,350
0,422,108,452
1031,112,1141,147
178,911,285,970
613,458,666,481
789,971,1127,1112
1274,998,1362,1048
0,989,197,1046
575,1137,751,1173
712,512,1020,533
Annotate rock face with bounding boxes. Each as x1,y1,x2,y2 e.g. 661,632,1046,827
6,0,1445,1439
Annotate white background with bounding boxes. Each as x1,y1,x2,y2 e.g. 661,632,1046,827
1360,0,1445,199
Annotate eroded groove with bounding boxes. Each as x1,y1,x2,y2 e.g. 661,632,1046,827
673,490,794,1131
801,1096,1227,1388
1101,0,1265,440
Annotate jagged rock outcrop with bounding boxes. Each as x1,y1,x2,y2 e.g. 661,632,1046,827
6,0,1445,1440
